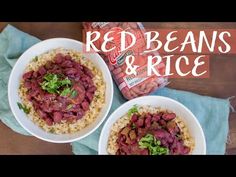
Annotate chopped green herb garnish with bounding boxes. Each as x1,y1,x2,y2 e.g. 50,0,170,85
95,95,100,99
139,134,169,155
49,128,55,133
127,105,138,117
131,123,136,129
41,74,60,93
66,104,73,110
70,90,78,98
17,102,30,114
40,74,72,94
33,56,38,62
60,78,71,86
60,88,72,96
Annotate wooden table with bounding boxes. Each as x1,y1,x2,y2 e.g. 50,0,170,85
0,22,235,154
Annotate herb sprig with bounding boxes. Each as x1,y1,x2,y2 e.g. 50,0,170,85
40,73,72,95
17,102,30,114
139,134,169,155
127,105,138,117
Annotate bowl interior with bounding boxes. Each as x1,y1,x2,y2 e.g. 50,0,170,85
8,38,113,143
99,96,206,154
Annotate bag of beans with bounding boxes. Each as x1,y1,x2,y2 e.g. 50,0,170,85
83,22,168,100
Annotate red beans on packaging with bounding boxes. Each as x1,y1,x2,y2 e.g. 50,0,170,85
83,22,168,100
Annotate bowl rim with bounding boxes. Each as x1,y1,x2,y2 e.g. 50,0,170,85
8,37,114,143
98,95,206,154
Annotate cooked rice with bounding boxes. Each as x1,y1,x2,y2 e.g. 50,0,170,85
107,105,195,155
18,48,105,134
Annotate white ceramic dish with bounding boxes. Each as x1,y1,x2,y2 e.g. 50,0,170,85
99,96,206,155
8,38,113,143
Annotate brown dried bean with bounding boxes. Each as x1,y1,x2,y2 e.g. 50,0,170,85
131,86,146,95
122,22,129,28
121,88,133,100
117,77,125,85
140,83,146,91
110,22,120,28
129,89,138,98
108,63,115,71
115,72,125,80
149,84,159,93
142,82,156,94
113,67,122,75
113,65,120,69
121,87,130,94
132,81,151,95
128,22,138,29
121,91,131,100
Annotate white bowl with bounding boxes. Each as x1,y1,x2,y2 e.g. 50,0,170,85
8,38,113,143
99,96,206,155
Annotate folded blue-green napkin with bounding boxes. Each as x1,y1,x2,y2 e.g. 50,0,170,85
0,24,230,154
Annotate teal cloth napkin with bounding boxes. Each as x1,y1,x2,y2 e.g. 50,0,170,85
0,24,230,154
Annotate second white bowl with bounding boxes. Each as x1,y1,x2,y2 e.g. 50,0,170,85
99,95,206,155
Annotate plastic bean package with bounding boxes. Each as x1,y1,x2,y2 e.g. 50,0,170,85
83,22,168,100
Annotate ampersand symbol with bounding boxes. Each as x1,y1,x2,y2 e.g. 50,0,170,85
125,55,138,75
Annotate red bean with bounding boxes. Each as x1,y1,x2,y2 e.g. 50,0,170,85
131,114,138,123
45,118,53,126
86,92,94,102
38,66,46,75
159,119,167,127
23,71,33,80
33,71,38,78
81,101,90,111
53,112,63,123
153,129,168,139
162,113,176,121
37,110,47,119
136,118,144,127
71,84,85,104
183,147,191,154
87,86,96,93
166,121,179,135
64,68,78,75
140,149,149,155
81,75,93,85
65,54,72,60
166,134,174,144
76,109,85,119
23,53,97,125
144,116,151,128
83,66,94,78
61,60,73,68
28,89,38,97
152,114,161,122
160,139,169,148
24,81,32,89
54,53,64,64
